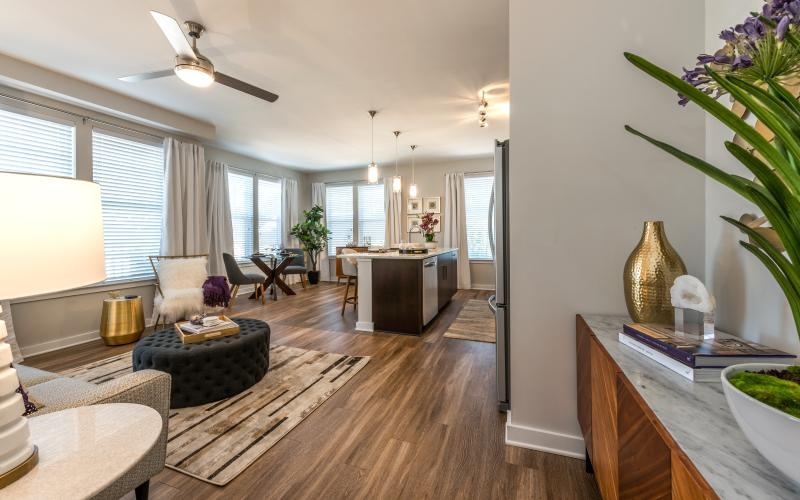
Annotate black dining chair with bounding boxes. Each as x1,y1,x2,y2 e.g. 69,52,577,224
223,253,265,306
281,248,308,289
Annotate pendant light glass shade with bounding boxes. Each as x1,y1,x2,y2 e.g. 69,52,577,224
368,162,379,184
409,144,418,197
392,130,402,193
367,110,378,184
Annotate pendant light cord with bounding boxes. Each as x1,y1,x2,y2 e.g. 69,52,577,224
411,145,416,183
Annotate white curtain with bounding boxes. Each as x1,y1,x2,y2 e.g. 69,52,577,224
444,172,472,289
161,138,208,256
206,160,234,276
384,177,402,248
281,177,299,248
312,182,331,281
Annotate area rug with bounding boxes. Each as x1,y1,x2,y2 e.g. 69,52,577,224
59,345,369,485
443,299,496,343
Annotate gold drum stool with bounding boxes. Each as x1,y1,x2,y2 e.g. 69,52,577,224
100,295,145,345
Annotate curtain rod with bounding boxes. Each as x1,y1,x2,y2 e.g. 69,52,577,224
0,91,165,141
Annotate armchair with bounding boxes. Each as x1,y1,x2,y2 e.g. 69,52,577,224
148,254,208,327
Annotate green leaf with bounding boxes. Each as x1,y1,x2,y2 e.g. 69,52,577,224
744,184,800,265
721,215,800,290
625,126,759,204
740,241,800,330
623,52,798,187
765,78,800,117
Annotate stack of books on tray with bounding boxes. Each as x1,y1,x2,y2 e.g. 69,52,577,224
619,323,796,382
175,315,240,344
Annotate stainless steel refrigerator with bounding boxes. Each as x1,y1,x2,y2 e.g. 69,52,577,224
489,139,510,412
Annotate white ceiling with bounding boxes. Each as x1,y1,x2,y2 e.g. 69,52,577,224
0,0,508,170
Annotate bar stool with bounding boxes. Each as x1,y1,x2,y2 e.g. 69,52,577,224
340,248,358,315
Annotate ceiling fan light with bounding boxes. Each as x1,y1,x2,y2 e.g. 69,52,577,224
392,175,402,193
368,162,379,184
409,183,418,198
175,65,214,87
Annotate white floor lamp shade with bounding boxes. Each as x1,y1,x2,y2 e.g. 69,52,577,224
0,172,105,485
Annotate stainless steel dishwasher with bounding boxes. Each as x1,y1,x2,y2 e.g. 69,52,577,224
422,256,438,325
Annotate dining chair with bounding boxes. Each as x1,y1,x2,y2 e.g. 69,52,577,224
281,248,308,289
223,253,266,307
340,248,358,315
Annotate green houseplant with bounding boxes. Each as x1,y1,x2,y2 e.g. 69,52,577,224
624,3,800,484
290,205,331,285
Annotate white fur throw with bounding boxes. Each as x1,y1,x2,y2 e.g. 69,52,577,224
155,257,208,322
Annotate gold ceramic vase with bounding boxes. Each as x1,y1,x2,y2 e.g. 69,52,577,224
623,221,687,324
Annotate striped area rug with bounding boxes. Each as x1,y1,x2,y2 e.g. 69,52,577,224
60,345,369,485
443,299,496,343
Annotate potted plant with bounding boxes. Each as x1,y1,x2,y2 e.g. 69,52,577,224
418,212,439,249
290,205,331,285
624,1,800,484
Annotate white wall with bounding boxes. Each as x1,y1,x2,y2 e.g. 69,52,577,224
507,0,706,456
306,156,497,289
704,1,800,355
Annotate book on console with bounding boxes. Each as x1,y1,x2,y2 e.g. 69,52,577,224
622,323,796,368
618,332,722,382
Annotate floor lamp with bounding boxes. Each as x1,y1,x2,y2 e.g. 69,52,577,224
0,172,105,487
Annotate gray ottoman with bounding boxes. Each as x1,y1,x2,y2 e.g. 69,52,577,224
132,318,269,408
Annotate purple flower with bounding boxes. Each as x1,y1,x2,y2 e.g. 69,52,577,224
697,54,716,63
720,29,737,42
777,15,791,39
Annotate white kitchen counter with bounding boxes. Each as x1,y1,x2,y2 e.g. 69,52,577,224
335,247,458,260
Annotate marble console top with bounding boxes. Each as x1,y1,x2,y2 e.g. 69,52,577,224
5,403,162,499
336,247,458,260
582,315,800,499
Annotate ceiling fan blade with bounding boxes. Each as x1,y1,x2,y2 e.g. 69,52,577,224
214,72,279,103
118,69,175,82
150,11,196,60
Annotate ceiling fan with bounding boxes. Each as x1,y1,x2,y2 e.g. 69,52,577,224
119,11,278,103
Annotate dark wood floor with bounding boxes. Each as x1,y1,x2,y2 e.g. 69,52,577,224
27,283,600,499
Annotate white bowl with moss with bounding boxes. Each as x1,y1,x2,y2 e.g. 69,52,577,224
721,363,800,485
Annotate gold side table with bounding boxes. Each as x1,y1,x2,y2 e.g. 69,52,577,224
99,295,144,345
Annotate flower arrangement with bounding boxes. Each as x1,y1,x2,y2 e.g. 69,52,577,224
623,0,800,453
680,0,800,105
418,212,439,242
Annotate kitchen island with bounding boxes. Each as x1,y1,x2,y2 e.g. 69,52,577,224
337,248,458,334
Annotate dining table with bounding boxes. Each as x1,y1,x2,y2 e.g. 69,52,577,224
249,252,297,301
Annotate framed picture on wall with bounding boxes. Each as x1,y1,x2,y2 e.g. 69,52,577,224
407,215,422,232
407,198,422,214
422,196,441,213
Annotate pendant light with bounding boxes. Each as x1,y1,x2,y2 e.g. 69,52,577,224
409,145,418,198
392,130,402,193
367,110,379,184
478,91,488,128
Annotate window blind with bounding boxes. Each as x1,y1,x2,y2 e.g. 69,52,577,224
357,183,385,247
228,171,255,260
326,184,354,255
0,107,75,177
257,176,282,252
92,130,164,281
464,174,495,260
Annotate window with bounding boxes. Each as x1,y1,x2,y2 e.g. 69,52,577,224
326,184,354,255
227,170,283,259
92,129,164,281
257,177,282,251
0,106,75,177
357,183,385,247
464,174,495,260
228,170,255,260
325,182,384,255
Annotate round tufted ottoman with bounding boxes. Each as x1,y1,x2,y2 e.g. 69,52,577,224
132,318,270,408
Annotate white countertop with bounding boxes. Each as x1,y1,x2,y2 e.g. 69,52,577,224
582,315,800,499
5,403,162,499
336,248,458,260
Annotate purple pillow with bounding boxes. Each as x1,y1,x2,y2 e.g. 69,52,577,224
16,383,36,416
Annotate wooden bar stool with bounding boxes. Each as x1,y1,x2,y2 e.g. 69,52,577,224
340,248,358,315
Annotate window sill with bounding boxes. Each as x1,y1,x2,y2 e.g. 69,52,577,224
469,259,495,264
10,278,157,305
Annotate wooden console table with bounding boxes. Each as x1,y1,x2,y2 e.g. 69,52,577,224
576,315,800,499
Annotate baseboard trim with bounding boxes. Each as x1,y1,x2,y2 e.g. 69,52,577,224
20,320,156,358
470,283,495,291
505,417,585,459
355,321,374,332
